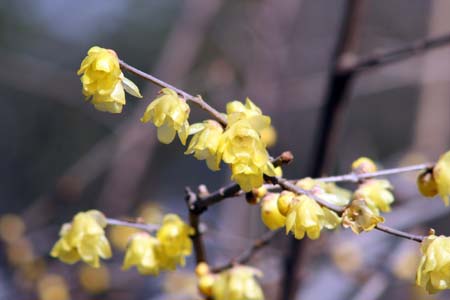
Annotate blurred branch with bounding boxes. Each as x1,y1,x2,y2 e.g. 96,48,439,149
106,218,159,232
353,32,450,73
211,229,281,273
374,224,424,243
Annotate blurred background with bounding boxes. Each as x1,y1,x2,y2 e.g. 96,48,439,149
1,0,450,299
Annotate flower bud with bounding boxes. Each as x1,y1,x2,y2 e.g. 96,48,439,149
351,157,377,174
417,171,438,197
261,193,285,230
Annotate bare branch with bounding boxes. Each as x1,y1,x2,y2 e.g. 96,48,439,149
374,224,424,243
106,218,159,232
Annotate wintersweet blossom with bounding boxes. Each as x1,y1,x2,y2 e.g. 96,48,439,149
212,266,264,300
354,179,394,212
122,233,161,275
433,151,450,206
260,193,285,230
141,88,190,145
78,46,141,113
416,234,450,293
342,199,384,234
50,210,112,267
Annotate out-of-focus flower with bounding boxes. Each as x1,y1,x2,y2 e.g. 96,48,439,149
108,225,139,251
122,233,161,276
141,88,190,145
196,262,215,297
260,193,285,230
296,177,351,206
392,246,420,281
157,214,194,270
79,265,110,294
331,242,363,274
50,210,112,267
78,46,142,113
416,234,450,294
285,195,341,240
259,125,277,147
164,271,200,300
342,199,384,234
6,237,34,266
37,274,70,300
432,151,450,206
351,157,377,173
137,202,164,224
354,179,394,212
0,214,26,244
212,266,264,300
185,120,224,171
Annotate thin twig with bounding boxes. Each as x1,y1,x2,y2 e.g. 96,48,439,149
211,229,281,273
106,218,159,232
352,32,450,73
317,163,433,183
119,60,227,126
374,224,424,243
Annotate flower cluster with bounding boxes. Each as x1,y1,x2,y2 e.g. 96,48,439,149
196,263,264,300
123,214,193,275
417,150,450,206
260,178,343,239
50,210,112,268
78,46,142,113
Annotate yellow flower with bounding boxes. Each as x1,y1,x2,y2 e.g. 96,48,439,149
156,214,194,270
296,177,351,206
417,170,438,198
122,232,161,275
433,151,450,206
78,46,142,113
50,210,112,268
226,98,270,127
354,179,394,212
277,191,295,216
212,266,264,300
185,120,224,171
259,125,277,147
416,234,450,294
342,199,384,234
141,88,190,145
260,193,285,230
351,157,377,173
79,265,110,294
37,274,70,300
285,195,341,240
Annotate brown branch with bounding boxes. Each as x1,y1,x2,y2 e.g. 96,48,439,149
119,60,227,126
352,32,450,73
374,224,424,243
185,187,208,263
211,229,281,273
317,163,433,183
105,218,160,232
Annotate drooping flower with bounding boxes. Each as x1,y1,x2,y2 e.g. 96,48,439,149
342,199,384,234
285,195,341,240
260,193,285,230
354,179,394,212
212,266,264,300
226,98,270,132
122,232,161,276
433,151,450,206
77,46,142,113
185,120,223,171
50,210,112,268
141,88,190,145
156,214,194,270
416,234,450,294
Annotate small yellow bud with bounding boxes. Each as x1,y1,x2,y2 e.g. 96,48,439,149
277,191,295,216
141,88,190,145
195,262,210,277
416,234,450,293
417,171,438,197
342,199,384,234
261,193,286,230
351,157,377,173
354,179,394,212
432,151,450,206
198,273,215,296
